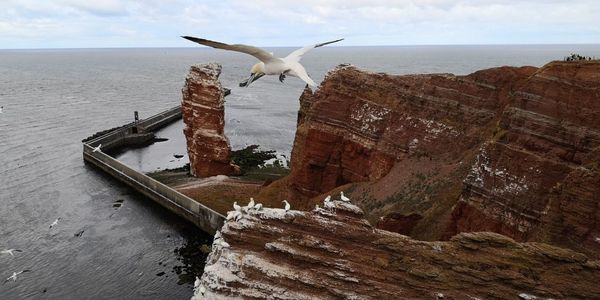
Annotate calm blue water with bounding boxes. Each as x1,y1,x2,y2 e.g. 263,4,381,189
1,45,600,299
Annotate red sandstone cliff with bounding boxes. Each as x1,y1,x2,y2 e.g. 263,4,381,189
194,201,600,299
182,63,240,177
266,61,600,258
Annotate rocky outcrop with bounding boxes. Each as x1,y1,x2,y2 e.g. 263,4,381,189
447,61,600,256
182,63,240,177
272,61,600,257
195,201,600,299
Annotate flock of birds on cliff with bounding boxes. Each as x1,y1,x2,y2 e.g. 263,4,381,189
182,36,343,88
192,191,351,297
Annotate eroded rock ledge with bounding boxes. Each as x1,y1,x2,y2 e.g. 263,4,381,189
195,201,600,299
182,63,240,177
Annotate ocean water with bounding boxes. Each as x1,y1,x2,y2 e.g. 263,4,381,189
1,44,600,299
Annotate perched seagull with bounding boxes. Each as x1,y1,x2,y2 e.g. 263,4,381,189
282,200,291,212
225,211,235,221
233,211,242,222
49,218,61,229
340,191,350,202
1,249,22,256
247,198,255,210
182,36,343,87
233,201,241,212
194,276,201,289
220,240,230,248
92,144,102,153
199,286,206,296
254,203,263,211
4,270,30,284
324,195,331,203
314,204,320,211
214,230,222,241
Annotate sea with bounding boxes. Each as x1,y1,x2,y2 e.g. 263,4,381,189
1,44,599,299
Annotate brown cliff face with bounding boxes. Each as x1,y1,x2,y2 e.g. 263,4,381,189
276,61,600,257
195,201,600,299
448,61,600,257
182,63,240,177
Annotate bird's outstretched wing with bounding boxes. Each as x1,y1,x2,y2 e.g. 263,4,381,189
182,36,276,63
285,38,344,62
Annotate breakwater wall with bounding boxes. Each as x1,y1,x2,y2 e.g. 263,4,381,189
83,106,225,234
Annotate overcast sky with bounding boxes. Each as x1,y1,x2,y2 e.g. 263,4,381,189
1,0,599,49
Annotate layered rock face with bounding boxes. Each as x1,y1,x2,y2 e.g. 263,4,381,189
182,63,240,177
447,61,600,256
282,61,600,257
195,201,600,299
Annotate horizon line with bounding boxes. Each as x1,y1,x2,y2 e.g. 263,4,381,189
2,43,600,51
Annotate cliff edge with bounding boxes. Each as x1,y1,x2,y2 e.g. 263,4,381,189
265,61,600,258
194,199,600,299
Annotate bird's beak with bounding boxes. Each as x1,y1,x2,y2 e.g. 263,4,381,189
239,73,264,87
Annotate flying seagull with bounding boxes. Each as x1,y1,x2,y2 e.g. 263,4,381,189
1,249,22,256
49,218,61,229
92,144,102,153
182,36,343,87
4,270,30,284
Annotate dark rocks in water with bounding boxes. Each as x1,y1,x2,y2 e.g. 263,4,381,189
156,272,165,277
230,145,277,174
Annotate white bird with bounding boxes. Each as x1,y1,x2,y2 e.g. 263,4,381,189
226,211,235,221
49,218,61,229
234,211,242,222
314,204,320,211
92,144,102,153
194,276,201,289
199,286,206,295
254,203,263,211
214,230,222,240
324,195,331,203
220,240,230,248
340,191,350,202
233,201,241,212
282,200,290,212
247,198,255,210
1,249,22,256
182,36,343,88
4,270,30,284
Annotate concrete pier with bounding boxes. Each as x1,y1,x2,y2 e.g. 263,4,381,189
83,106,225,234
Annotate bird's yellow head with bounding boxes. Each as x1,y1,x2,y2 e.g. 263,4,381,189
239,62,265,87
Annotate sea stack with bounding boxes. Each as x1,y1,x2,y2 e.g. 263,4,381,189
181,63,240,177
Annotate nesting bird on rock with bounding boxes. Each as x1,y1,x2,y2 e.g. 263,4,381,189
340,191,350,202
282,200,291,212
